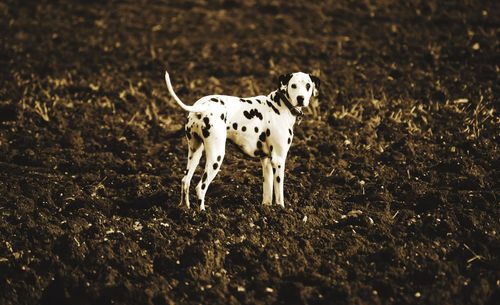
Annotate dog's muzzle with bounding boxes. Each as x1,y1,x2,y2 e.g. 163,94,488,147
297,95,304,106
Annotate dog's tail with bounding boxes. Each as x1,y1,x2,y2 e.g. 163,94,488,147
164,71,207,113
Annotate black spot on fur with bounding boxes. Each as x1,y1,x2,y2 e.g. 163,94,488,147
227,126,230,130
277,176,281,183
240,99,253,104
221,113,225,121
201,183,206,190
266,128,271,137
202,172,207,182
213,163,219,170
256,99,262,104
242,126,246,132
266,101,280,115
270,145,273,152
210,98,225,105
257,141,263,149
259,132,266,142
287,137,291,144
254,127,259,133
255,150,266,157
243,109,263,120
288,128,292,135
217,155,221,162
233,123,238,130
202,116,211,137
273,168,276,174
197,114,202,119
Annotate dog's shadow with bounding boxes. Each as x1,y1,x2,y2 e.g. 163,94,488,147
114,191,171,215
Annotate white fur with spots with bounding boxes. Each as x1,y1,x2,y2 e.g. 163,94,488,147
165,71,320,210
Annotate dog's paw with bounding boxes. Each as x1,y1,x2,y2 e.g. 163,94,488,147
179,201,190,209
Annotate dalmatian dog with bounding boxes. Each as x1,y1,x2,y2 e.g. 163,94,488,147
164,71,320,210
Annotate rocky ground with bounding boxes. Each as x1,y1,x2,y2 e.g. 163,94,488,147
0,0,498,304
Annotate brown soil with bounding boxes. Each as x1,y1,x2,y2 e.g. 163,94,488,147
0,1,498,304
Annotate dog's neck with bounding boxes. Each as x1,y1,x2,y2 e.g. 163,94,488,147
268,90,304,119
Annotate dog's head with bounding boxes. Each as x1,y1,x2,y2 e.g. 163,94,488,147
278,72,321,108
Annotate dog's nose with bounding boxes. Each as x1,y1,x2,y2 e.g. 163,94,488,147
297,95,304,105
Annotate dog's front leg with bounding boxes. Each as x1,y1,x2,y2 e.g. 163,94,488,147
261,157,273,205
271,155,286,207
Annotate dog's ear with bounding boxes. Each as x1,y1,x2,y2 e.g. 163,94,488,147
278,73,293,91
310,75,321,97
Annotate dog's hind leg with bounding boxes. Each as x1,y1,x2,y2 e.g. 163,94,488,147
180,138,203,208
195,127,226,211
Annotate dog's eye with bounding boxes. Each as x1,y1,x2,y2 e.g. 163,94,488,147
291,84,297,89
306,83,311,91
